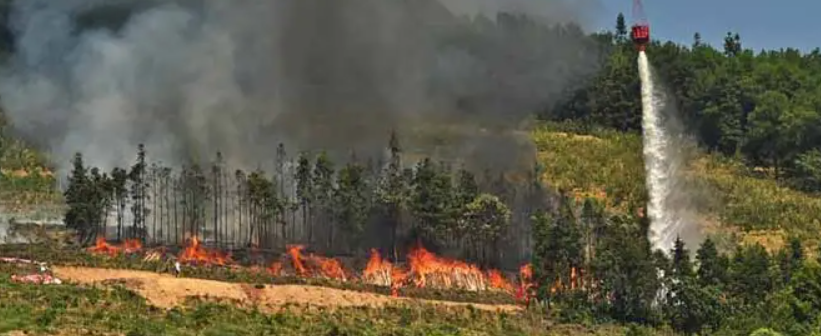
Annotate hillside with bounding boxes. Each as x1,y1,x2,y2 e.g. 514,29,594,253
2,2,821,334
532,122,821,252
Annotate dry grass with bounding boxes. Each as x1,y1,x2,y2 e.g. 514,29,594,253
532,123,821,251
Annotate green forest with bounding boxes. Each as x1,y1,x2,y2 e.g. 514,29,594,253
1,7,821,336
549,13,821,192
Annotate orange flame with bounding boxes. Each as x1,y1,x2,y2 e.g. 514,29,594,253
362,249,406,296
87,236,538,303
309,253,347,281
122,239,143,254
178,237,232,266
516,263,534,303
268,261,283,276
286,245,347,281
88,237,120,257
487,269,514,292
287,245,308,276
405,245,487,291
88,237,143,257
361,246,519,294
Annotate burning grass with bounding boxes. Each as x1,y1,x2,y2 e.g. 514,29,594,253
0,261,627,336
0,242,523,306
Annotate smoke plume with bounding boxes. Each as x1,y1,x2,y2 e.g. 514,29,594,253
0,0,603,173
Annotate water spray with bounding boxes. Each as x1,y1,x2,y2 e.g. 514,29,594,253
631,0,680,254
638,51,678,253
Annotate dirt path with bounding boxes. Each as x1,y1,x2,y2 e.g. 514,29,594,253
52,266,521,313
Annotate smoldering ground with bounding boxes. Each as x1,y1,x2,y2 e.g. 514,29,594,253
0,0,603,174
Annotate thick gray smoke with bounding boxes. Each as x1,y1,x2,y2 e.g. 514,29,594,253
0,0,602,173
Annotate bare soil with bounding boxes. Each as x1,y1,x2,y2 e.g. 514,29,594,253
52,266,522,313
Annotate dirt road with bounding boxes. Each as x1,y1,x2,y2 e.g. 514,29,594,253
52,266,522,313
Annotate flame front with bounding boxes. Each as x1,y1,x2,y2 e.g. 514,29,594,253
178,237,232,266
406,245,487,291
286,245,347,281
88,237,143,257
309,253,347,281
287,245,308,276
85,237,542,303
516,263,534,303
487,269,514,292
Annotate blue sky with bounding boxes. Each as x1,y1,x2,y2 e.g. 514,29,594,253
590,0,820,52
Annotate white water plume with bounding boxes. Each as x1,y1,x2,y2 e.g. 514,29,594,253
638,51,684,254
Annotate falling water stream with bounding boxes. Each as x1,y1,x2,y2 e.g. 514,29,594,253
638,51,679,254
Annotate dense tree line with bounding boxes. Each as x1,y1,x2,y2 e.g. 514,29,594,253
548,13,821,192
63,131,551,269
530,198,821,335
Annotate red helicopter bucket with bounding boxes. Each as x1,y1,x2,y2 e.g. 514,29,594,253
630,0,650,51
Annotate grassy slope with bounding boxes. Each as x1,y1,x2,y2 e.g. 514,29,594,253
0,137,63,218
0,263,628,336
532,123,821,251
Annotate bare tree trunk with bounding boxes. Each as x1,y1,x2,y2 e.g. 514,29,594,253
213,170,218,248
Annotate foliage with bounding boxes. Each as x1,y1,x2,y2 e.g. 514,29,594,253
548,26,821,191
55,135,548,271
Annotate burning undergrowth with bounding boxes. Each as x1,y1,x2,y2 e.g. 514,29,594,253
87,237,143,257
84,237,535,302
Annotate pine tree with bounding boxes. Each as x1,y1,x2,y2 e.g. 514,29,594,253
729,243,773,304
211,153,223,246
696,238,727,288
461,193,510,266
530,195,584,307
531,210,555,305
376,130,408,261
591,215,661,323
64,152,91,245
110,167,128,242
671,236,694,279
312,152,336,250
693,32,702,48
615,13,627,41
235,170,247,246
410,158,454,243
579,198,604,281
276,143,287,241
129,144,149,241
334,158,369,251
454,167,478,216
777,237,804,285
296,153,313,243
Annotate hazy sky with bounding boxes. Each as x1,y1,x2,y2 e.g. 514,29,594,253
592,0,819,52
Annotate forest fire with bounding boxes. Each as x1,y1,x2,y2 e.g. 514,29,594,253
361,246,516,294
287,245,308,276
286,245,347,281
406,245,487,291
87,237,143,257
85,239,537,301
178,237,232,266
516,264,534,303
362,249,405,296
487,269,515,292
362,248,394,287
268,261,283,276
